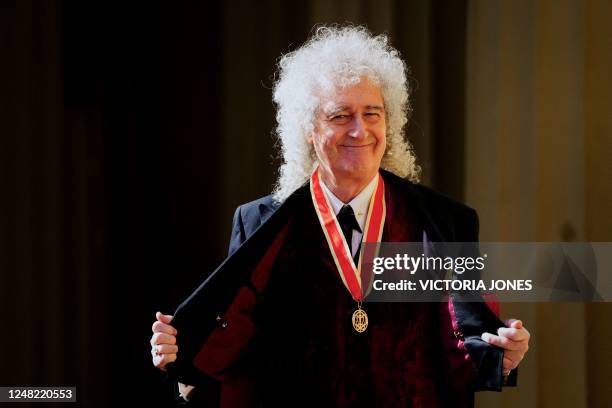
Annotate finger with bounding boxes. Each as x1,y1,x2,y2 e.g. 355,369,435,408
152,320,177,335
504,343,529,359
166,353,177,364
153,353,177,370
504,319,523,329
497,327,529,341
156,311,174,324
481,332,523,351
503,356,519,371
150,332,176,346
152,355,167,372
152,344,178,355
504,348,525,362
504,352,522,369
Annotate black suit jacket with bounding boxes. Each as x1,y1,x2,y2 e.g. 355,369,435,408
170,171,515,401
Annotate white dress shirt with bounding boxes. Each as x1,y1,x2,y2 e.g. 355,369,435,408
320,174,378,257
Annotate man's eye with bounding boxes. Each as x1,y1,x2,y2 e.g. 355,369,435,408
330,115,351,123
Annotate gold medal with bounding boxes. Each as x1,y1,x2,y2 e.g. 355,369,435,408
352,306,368,333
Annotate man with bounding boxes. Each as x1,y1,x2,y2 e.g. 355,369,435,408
150,26,530,406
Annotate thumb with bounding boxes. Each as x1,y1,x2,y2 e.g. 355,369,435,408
505,319,522,329
156,311,174,324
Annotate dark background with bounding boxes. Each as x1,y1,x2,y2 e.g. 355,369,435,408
0,1,467,406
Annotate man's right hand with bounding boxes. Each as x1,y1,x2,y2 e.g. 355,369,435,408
150,312,196,400
151,311,178,371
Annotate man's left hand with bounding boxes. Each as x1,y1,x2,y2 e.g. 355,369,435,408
481,319,530,375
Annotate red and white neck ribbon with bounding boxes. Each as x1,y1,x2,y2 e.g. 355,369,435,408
310,167,386,302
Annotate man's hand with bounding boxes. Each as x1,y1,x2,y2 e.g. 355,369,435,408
150,312,196,400
481,319,530,375
151,311,178,371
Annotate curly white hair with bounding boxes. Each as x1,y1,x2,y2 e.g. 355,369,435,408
272,25,420,202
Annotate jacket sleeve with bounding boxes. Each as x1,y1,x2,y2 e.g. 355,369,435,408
173,205,257,406
452,206,518,390
172,206,246,406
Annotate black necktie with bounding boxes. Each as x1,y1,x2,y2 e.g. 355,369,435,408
337,205,362,255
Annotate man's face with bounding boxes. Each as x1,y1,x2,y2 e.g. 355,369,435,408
310,78,386,183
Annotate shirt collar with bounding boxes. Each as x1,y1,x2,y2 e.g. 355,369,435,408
320,173,378,232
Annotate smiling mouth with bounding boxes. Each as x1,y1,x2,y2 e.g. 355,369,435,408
339,144,374,149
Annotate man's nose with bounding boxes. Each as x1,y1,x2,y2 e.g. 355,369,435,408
347,116,367,138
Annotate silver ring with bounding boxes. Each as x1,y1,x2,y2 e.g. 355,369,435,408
152,345,159,355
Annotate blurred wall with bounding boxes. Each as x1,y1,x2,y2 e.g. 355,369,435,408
466,1,612,407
